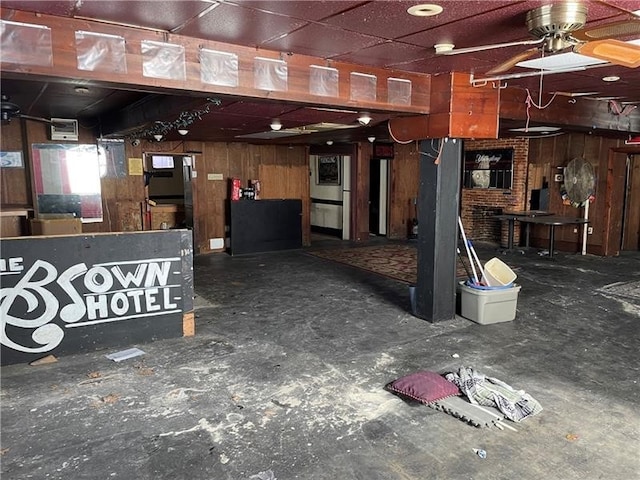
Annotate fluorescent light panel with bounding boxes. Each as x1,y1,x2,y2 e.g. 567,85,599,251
517,39,640,71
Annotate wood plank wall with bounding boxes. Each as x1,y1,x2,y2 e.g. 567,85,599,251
0,121,31,236
0,121,309,252
4,120,636,255
133,140,310,253
388,142,420,239
0,121,29,206
527,133,629,256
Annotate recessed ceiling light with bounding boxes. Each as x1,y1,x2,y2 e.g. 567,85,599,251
602,75,620,82
407,4,443,17
74,86,90,94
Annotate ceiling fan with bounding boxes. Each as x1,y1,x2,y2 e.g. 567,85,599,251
435,2,640,76
0,94,61,124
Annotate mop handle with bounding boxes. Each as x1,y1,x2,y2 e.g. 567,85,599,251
467,239,486,282
458,217,479,284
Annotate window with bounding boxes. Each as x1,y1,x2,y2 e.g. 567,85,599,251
463,148,513,189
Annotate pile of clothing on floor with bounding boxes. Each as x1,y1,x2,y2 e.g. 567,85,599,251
444,366,543,422
387,366,542,429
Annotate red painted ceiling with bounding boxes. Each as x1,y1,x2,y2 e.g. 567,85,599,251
1,0,639,143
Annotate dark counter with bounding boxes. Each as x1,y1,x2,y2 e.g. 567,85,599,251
229,199,302,255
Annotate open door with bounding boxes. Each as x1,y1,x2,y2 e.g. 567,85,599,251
144,153,194,231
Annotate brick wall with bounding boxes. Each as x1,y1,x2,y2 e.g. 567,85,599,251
461,138,529,246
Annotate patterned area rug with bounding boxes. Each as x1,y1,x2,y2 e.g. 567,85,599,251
307,244,470,284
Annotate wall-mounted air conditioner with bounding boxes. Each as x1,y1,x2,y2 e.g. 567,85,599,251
50,118,79,141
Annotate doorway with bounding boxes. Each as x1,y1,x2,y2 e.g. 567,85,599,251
144,153,194,231
369,158,388,236
621,154,640,251
309,154,350,241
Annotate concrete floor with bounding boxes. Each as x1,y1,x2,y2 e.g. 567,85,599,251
1,241,639,479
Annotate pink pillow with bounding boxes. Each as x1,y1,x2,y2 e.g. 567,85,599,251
387,370,460,404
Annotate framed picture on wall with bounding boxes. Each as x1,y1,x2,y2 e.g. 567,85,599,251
317,155,341,185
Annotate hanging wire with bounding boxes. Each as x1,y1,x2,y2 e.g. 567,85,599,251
387,121,414,144
417,138,445,164
524,88,558,132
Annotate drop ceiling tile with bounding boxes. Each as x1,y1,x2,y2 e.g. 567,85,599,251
323,0,505,40
76,1,210,32
178,3,309,46
263,22,382,58
231,1,366,22
400,1,535,50
394,54,500,76
1,1,77,16
216,100,300,118
335,42,430,68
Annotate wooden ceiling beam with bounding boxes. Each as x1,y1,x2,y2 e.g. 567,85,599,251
0,8,431,120
499,87,640,135
388,73,500,140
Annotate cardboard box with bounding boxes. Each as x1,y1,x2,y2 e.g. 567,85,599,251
458,282,521,324
30,218,82,236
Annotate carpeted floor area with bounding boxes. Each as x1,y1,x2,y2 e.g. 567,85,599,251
306,243,474,284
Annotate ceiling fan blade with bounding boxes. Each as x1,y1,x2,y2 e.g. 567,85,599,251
571,18,640,42
436,37,543,55
485,48,540,76
574,39,640,68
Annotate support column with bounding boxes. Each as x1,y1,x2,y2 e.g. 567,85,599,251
414,138,462,322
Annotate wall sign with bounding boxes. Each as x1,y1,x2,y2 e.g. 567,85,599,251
0,151,24,168
463,148,513,189
0,230,193,365
317,155,341,185
373,142,394,159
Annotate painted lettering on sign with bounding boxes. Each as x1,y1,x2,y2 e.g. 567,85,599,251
0,257,181,353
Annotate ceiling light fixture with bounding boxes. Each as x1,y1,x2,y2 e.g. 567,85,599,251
602,75,620,82
178,129,189,136
434,43,455,54
326,140,334,146
357,112,371,126
270,119,282,131
153,134,163,141
74,86,90,94
368,136,376,143
407,4,443,17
